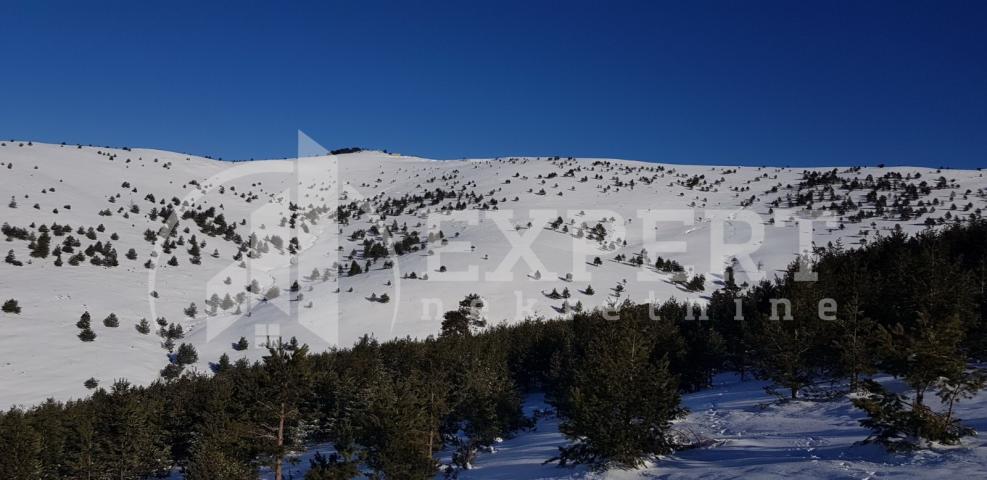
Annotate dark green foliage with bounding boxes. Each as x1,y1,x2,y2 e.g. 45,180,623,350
2,298,21,314
78,327,96,342
91,381,170,478
0,408,42,479
2,220,985,474
853,379,977,451
553,313,682,468
685,274,705,291
185,423,256,480
76,311,91,329
135,318,151,334
358,371,441,479
305,451,359,480
233,336,249,351
246,340,314,479
175,343,199,366
30,231,51,258
102,313,119,328
440,293,486,337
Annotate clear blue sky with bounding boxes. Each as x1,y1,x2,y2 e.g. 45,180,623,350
1,0,985,167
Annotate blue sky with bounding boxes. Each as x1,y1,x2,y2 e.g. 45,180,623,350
1,0,984,167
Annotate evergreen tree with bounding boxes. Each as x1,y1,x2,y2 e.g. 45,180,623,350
185,406,256,480
233,336,249,351
554,315,682,468
248,340,314,480
78,328,96,342
77,311,91,329
213,353,233,373
2,298,21,314
751,316,817,400
832,297,878,390
305,451,359,480
221,293,235,310
135,317,151,334
879,311,966,408
30,231,51,258
91,381,169,478
175,343,199,366
359,372,440,479
0,408,42,480
440,294,487,337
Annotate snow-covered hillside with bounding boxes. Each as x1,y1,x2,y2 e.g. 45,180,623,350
1,141,984,409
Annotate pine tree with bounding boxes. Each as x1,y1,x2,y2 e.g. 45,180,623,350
135,318,151,334
752,318,816,400
103,313,119,328
30,231,51,258
221,293,235,310
879,311,966,408
305,451,359,480
77,311,91,329
213,353,233,373
359,372,440,479
555,315,682,467
78,328,96,342
175,343,199,365
233,336,249,351
2,298,21,314
248,340,314,480
91,381,170,478
185,419,255,480
0,408,42,480
833,297,878,391
5,249,23,266
160,363,182,380
440,294,486,337
686,274,706,291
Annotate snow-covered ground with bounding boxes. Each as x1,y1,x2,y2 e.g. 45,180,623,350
257,373,987,479
0,141,984,412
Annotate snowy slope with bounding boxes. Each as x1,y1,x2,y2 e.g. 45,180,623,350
1,141,984,409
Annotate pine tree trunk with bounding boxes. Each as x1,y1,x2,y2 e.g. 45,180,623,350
275,402,286,480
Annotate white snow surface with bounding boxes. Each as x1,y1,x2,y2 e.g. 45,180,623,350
258,373,987,479
0,141,983,415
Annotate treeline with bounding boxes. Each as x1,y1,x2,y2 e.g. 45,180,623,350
1,221,986,478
